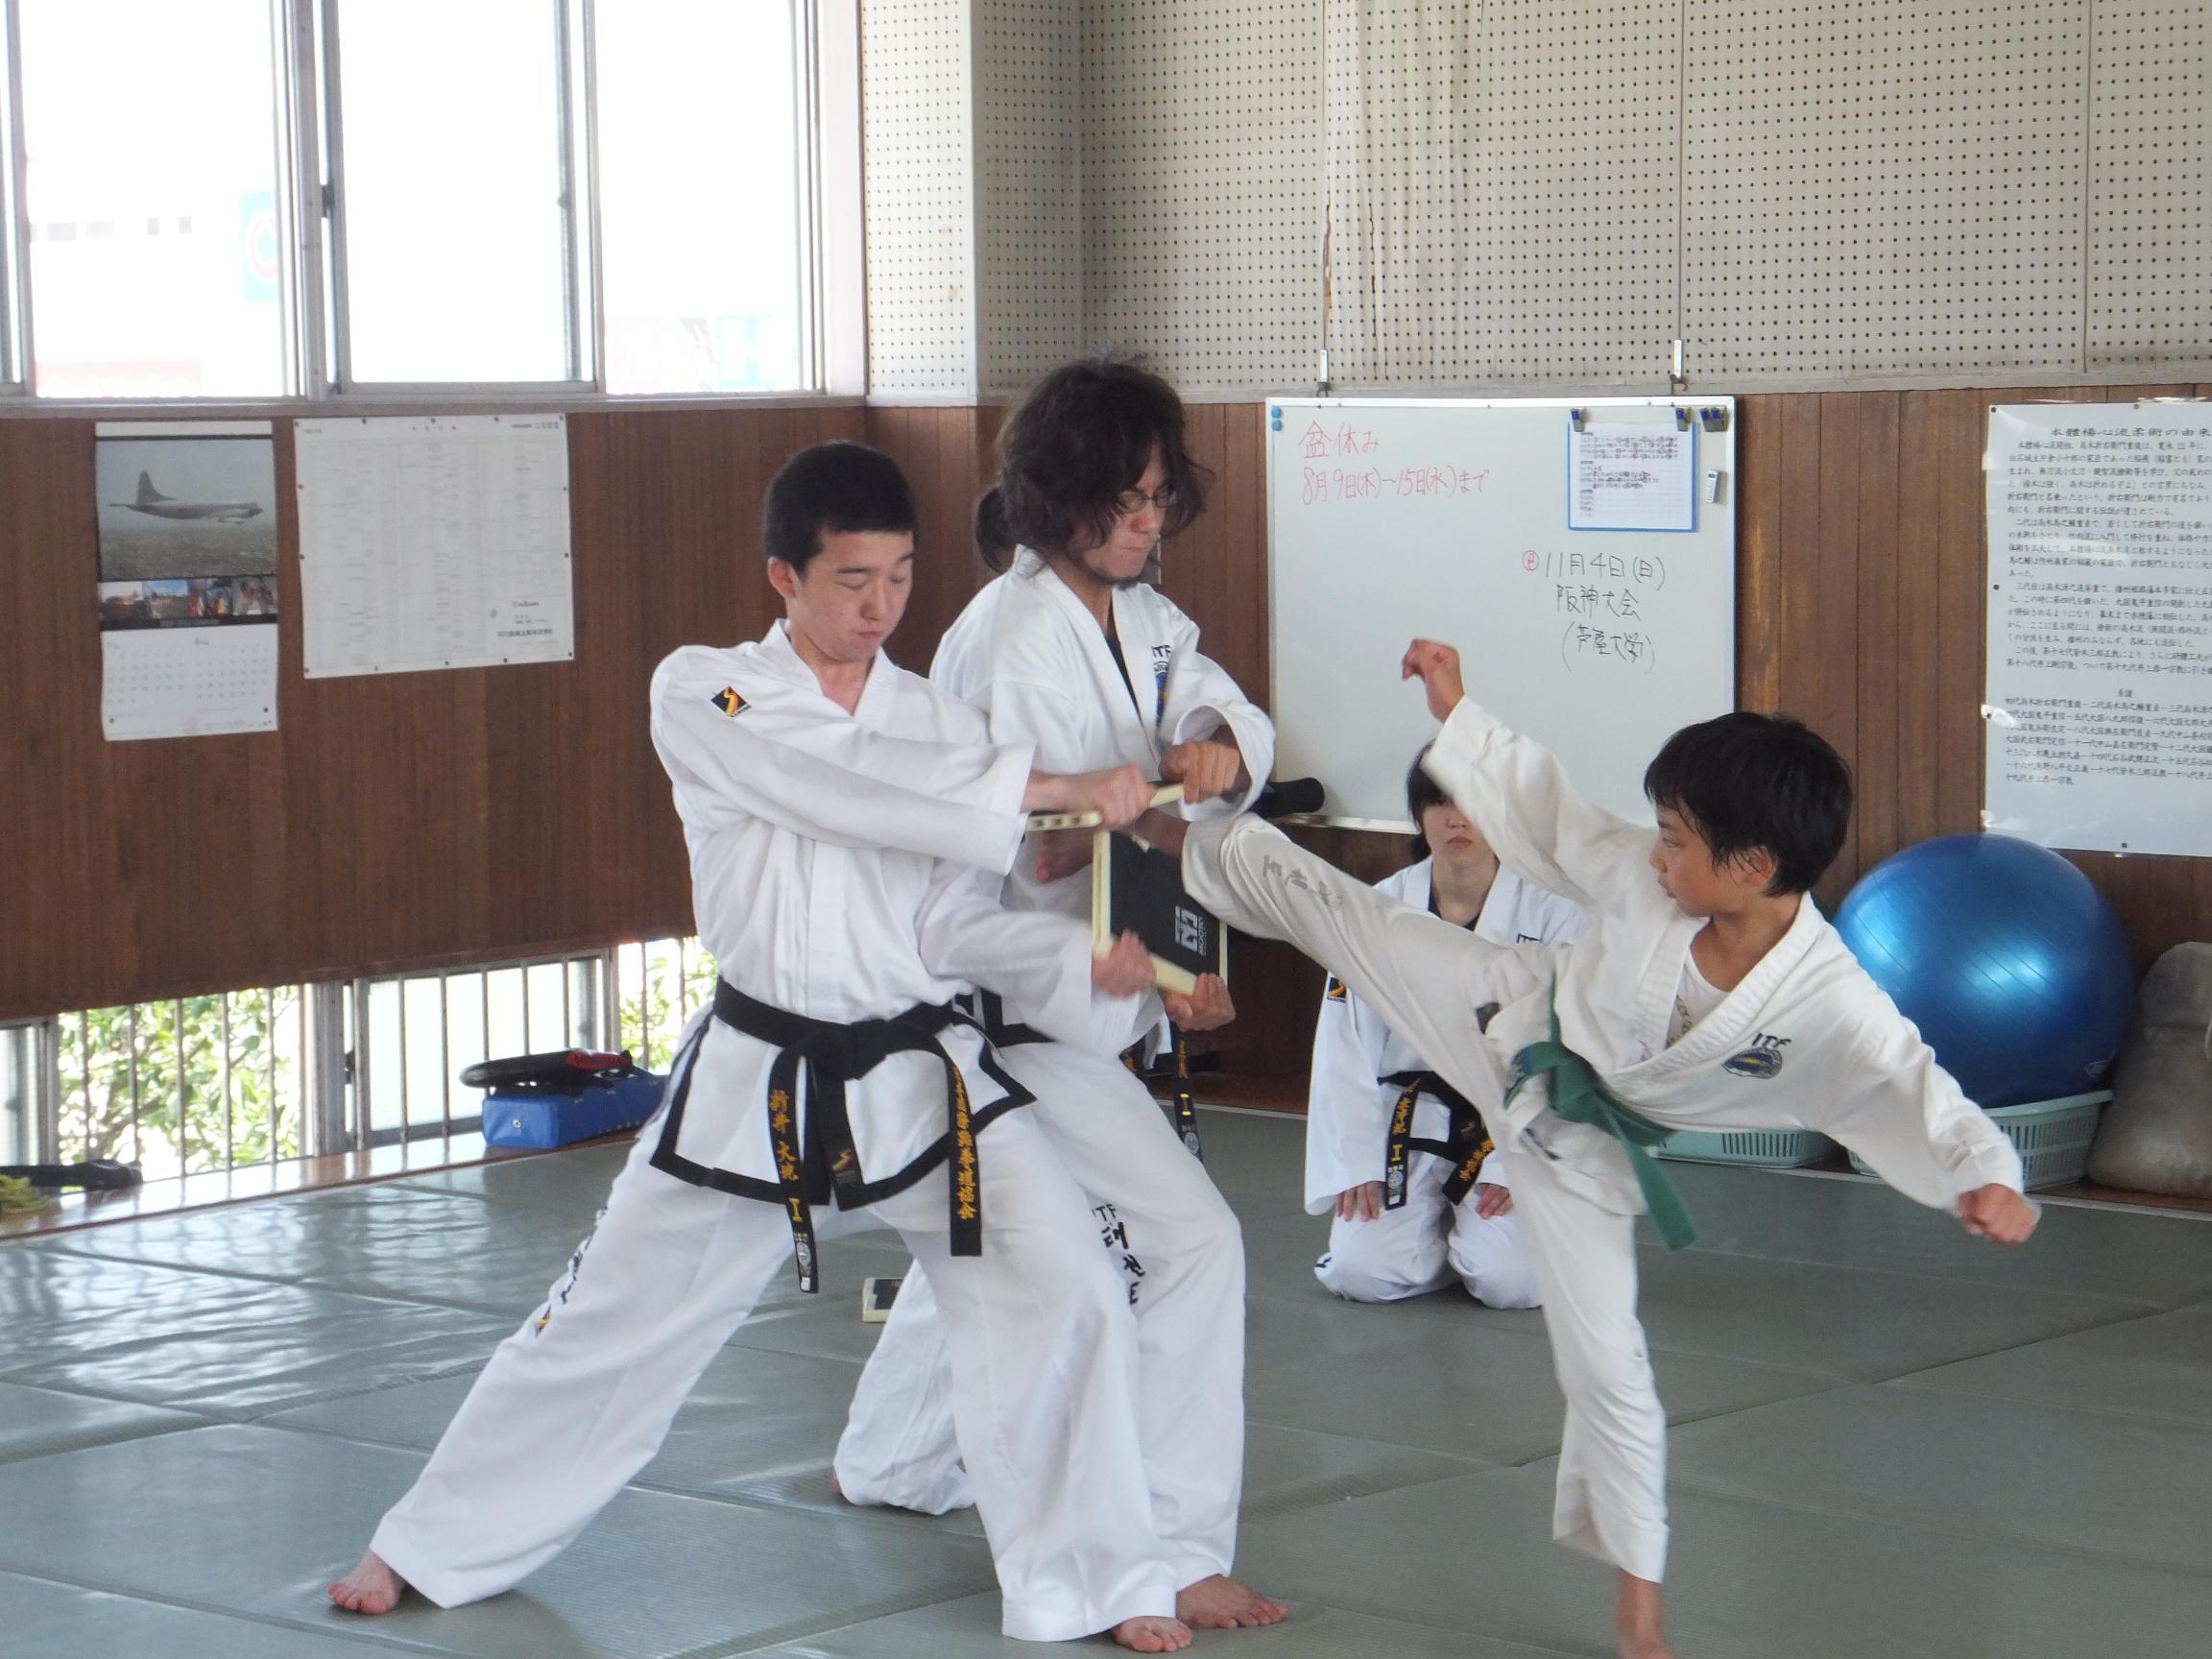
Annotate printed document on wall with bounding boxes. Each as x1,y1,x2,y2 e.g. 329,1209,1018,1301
1568,421,1695,532
296,414,573,678
1985,402,2212,856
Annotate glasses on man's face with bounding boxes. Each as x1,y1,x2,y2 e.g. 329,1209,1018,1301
1112,483,1179,518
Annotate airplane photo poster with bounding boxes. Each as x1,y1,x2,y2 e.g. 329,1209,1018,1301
94,421,280,740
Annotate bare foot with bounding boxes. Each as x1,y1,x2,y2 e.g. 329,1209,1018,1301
328,1549,407,1615
1615,1570,1673,1659
1176,1573,1288,1629
1111,1615,1193,1652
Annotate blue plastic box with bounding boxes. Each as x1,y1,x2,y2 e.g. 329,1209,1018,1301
481,1070,667,1150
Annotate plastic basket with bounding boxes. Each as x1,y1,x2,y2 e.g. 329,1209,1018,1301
1657,1128,1837,1168
1847,1091,2110,1191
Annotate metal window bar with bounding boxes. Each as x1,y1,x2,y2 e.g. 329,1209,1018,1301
38,1017,60,1168
126,1004,142,1168
220,995,234,1169
25,946,686,1175
553,0,589,384
438,973,452,1135
346,948,611,1150
793,0,823,390
173,999,186,1170
397,973,412,1134
575,0,604,388
1,0,32,392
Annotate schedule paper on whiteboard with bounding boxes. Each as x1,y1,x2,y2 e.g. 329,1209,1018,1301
296,414,573,678
1568,421,1695,532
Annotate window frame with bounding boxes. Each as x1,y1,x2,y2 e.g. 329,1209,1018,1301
0,0,861,412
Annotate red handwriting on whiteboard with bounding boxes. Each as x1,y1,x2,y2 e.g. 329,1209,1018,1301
1298,464,1487,506
1299,421,1384,460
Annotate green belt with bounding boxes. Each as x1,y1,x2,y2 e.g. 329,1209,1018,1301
1501,987,1697,1251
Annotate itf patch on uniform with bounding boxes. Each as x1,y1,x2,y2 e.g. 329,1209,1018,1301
709,686,748,717
1722,1047,1785,1079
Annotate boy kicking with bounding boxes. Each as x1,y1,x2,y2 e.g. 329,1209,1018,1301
1152,639,2035,1659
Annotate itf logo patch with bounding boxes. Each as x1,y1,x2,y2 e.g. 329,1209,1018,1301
709,686,747,717
1722,1032,1792,1079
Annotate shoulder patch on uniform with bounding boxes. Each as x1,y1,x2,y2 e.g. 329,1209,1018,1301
1722,1048,1784,1080
1324,975,1348,1001
709,686,747,717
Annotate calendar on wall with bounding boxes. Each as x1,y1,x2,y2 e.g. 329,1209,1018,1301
101,626,278,739
94,421,281,742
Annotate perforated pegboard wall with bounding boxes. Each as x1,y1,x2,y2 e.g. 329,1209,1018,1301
1323,0,1680,387
1081,0,1324,390
1683,0,2088,380
2090,2,2212,370
862,0,976,397
976,0,1082,397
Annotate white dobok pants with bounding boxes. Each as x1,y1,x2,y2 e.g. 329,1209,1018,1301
370,1099,1188,1641
832,1041,1245,1596
1314,1150,1545,1310
1191,820,1671,1583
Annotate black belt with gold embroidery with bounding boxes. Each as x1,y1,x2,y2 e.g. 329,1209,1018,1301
1379,1069,1491,1210
651,980,1025,1292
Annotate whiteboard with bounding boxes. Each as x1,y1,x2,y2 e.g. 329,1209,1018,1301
1984,401,2212,857
1266,397,1737,826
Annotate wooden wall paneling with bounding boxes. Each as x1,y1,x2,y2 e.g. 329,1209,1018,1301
517,415,637,951
14,386,2212,1038
1214,403,1269,711
1933,388,1986,841
862,403,992,670
0,421,103,1012
1771,396,1829,895
2194,852,2212,964
615,410,749,937
1735,396,1784,712
1815,392,1863,903
1894,391,1946,853
1854,394,1904,875
1160,400,1223,672
1159,404,1270,715
2197,382,2212,946
1772,396,1824,720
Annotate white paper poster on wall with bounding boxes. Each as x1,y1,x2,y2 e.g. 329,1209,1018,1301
95,420,280,740
295,414,573,678
1985,401,2212,856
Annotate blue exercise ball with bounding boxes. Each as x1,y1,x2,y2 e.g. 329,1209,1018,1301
1836,833,2134,1109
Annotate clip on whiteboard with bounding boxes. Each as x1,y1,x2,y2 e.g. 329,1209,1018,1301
1673,407,1693,432
1569,408,1587,432
1698,406,1730,433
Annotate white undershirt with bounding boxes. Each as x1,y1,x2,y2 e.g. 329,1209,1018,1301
1668,950,1728,1046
